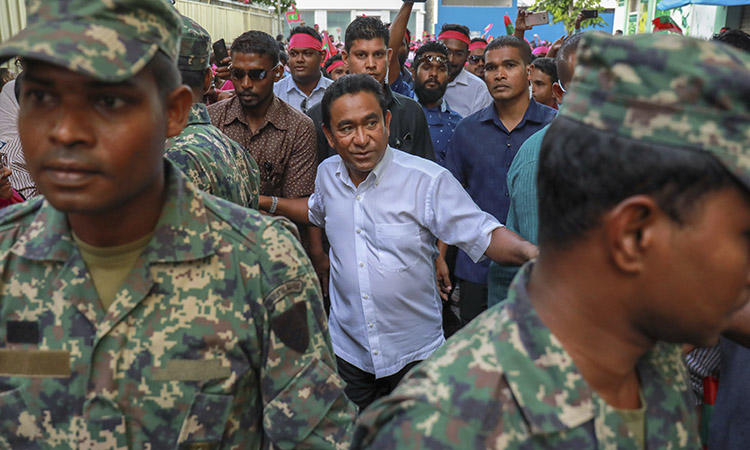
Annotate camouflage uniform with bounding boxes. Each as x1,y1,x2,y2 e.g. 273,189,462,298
354,32,750,449
0,0,355,448
165,16,261,210
166,103,261,210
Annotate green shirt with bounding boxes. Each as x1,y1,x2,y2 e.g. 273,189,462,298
355,263,700,449
0,162,355,448
488,125,548,307
73,231,153,310
166,103,260,209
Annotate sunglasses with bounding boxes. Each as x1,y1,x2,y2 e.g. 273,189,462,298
417,54,448,69
467,55,484,64
230,64,279,81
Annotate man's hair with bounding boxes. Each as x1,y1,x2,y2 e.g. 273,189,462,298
413,41,449,70
230,30,280,66
323,52,344,76
276,34,284,41
289,25,323,43
345,16,389,53
554,32,585,86
530,57,558,83
713,29,750,52
180,68,210,91
537,116,740,249
470,37,488,45
321,73,388,129
485,35,532,65
146,50,181,101
440,24,470,44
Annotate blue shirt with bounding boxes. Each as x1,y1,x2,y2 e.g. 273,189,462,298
273,74,332,114
487,125,549,306
445,99,556,284
390,68,414,98
415,98,463,167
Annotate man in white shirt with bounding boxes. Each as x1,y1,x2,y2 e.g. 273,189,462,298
258,74,537,410
438,24,492,118
273,26,332,114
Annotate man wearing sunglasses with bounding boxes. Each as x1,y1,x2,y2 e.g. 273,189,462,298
466,38,487,79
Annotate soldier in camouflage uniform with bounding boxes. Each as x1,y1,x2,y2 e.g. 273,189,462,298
0,0,355,448
354,32,750,449
165,15,261,209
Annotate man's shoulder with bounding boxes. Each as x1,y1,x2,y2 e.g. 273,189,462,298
510,124,550,171
0,196,44,234
206,97,234,122
275,97,315,129
390,148,446,178
391,91,423,113
454,105,491,132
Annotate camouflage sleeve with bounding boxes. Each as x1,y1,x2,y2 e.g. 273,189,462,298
255,217,356,448
353,329,530,449
243,150,261,210
164,145,215,195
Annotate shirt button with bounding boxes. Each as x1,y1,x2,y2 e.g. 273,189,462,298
356,195,362,201
373,350,379,355
369,322,374,328
356,228,362,234
507,143,511,148
359,262,365,267
363,294,369,299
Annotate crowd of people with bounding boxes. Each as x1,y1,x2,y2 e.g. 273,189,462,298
0,0,749,448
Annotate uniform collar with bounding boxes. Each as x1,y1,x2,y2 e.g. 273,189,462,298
500,263,698,444
187,103,212,126
222,95,289,131
11,161,217,264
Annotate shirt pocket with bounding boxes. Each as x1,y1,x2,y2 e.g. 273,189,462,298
375,223,422,272
175,392,234,449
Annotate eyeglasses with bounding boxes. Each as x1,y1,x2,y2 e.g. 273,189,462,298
467,55,484,65
230,64,279,81
418,54,448,65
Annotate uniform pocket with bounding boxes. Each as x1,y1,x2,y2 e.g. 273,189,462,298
375,223,421,272
175,392,234,449
0,385,38,448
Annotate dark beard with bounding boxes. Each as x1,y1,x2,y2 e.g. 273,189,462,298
414,81,447,106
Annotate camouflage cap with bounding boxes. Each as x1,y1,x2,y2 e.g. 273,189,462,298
0,0,182,82
560,32,750,189
179,15,211,71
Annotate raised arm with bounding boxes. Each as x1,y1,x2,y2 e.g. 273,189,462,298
388,1,414,85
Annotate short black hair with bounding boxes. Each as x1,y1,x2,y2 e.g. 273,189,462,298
713,29,750,52
179,68,210,91
321,73,388,129
440,24,470,45
413,41,449,70
537,116,740,249
485,35,532,65
230,30,280,66
345,16,389,53
146,50,181,101
323,53,344,77
530,57,557,83
290,25,323,43
555,32,585,85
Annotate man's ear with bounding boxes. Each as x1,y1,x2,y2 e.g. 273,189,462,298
383,109,392,132
602,195,663,275
322,123,336,150
552,81,564,105
165,85,194,139
202,68,212,95
386,47,393,64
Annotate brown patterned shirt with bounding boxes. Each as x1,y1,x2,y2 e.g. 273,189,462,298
207,95,316,198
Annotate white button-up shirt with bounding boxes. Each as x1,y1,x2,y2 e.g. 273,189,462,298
443,68,493,118
273,75,332,114
308,146,501,378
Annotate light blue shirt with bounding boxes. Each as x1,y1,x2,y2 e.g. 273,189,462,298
308,146,501,378
273,74,332,113
443,68,492,118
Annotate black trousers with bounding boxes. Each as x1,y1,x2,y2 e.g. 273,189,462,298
336,356,421,412
458,279,488,325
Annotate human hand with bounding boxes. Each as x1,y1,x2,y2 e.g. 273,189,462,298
435,256,452,301
0,167,13,200
575,12,585,30
217,90,236,102
515,10,531,33
547,35,567,58
215,56,232,80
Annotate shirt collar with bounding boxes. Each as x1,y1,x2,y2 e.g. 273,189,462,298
287,75,332,96
222,95,289,131
414,94,450,113
187,103,211,126
335,146,394,188
478,98,549,130
11,161,217,264
448,68,471,87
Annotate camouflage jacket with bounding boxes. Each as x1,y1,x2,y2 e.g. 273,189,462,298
354,263,700,449
0,162,355,449
166,103,260,209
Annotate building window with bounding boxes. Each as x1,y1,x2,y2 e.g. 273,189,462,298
327,11,349,41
